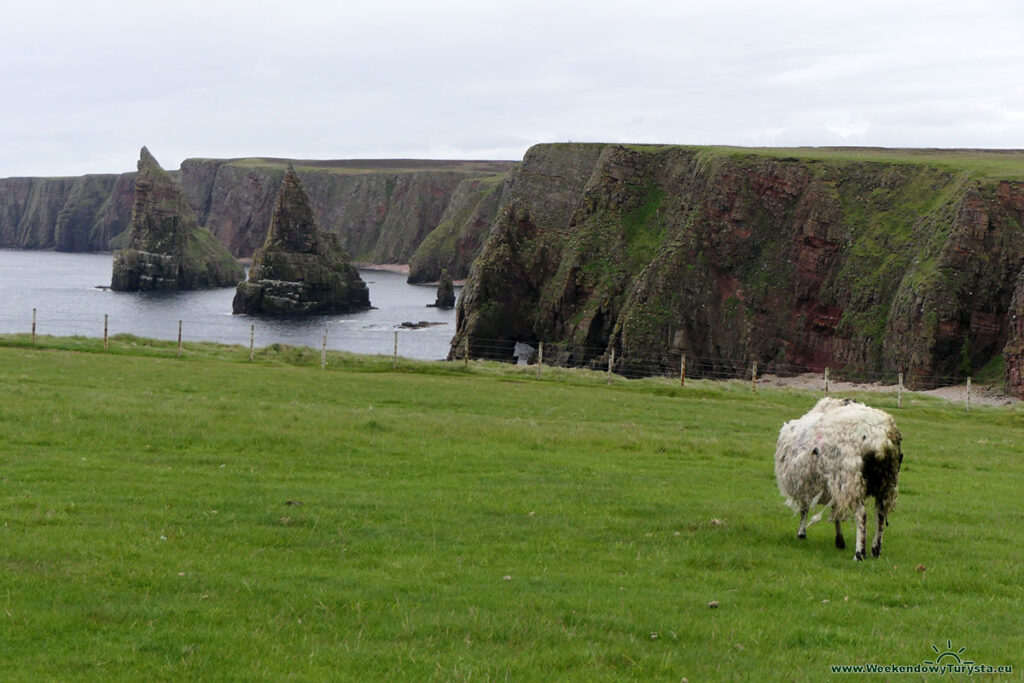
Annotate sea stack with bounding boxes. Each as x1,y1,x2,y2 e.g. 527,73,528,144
433,268,456,308
111,147,243,291
232,166,370,315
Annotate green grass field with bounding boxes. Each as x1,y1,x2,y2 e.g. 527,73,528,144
622,144,1024,181
1,338,1021,680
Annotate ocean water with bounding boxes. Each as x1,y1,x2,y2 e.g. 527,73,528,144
0,250,458,360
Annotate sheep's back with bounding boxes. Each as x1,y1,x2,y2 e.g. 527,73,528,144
813,404,901,517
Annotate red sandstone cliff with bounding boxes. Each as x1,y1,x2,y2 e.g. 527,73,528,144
453,144,1024,391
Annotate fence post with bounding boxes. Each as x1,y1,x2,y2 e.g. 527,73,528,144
464,337,469,368
680,353,686,387
103,314,108,352
32,308,37,344
393,331,398,370
607,349,614,384
897,372,904,409
824,367,830,395
249,324,255,362
752,361,758,393
966,376,971,412
177,320,182,358
536,341,543,379
321,328,328,369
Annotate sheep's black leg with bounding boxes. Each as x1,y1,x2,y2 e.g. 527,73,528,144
853,504,867,561
871,508,885,558
834,520,845,549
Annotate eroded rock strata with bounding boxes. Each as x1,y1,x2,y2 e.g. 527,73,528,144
232,167,369,315
452,144,1024,391
1,158,514,278
111,148,243,291
995,184,1024,396
406,175,509,283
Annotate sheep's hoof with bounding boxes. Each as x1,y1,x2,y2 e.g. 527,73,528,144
854,551,865,561
871,546,881,558
835,536,846,549
797,531,806,540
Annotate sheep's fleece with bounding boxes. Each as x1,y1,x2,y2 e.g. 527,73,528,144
775,397,903,559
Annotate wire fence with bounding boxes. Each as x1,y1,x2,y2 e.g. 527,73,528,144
444,334,1001,413
451,336,977,385
0,307,455,362
4,307,1006,409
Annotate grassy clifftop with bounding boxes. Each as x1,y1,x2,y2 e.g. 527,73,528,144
699,145,1024,180
622,144,1024,180
207,157,517,175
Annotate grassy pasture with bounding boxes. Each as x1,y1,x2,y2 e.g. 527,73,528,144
214,158,518,176
0,339,1021,680
623,144,1024,180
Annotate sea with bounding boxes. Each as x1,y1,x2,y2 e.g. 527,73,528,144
0,250,458,361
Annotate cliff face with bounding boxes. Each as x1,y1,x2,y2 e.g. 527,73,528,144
407,175,509,283
0,173,136,251
453,144,1024,389
992,184,1024,396
179,159,279,257
92,172,138,250
0,177,75,249
185,162,515,264
1,159,515,274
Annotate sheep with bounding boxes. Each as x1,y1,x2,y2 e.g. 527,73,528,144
774,397,903,560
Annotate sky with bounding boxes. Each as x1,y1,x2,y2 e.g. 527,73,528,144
3,0,1024,177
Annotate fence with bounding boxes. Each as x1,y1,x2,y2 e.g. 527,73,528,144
8,308,999,410
444,336,991,411
6,307,453,363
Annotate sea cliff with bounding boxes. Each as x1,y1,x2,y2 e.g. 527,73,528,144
0,158,516,270
451,144,1024,392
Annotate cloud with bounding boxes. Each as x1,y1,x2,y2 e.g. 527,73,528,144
3,0,1024,176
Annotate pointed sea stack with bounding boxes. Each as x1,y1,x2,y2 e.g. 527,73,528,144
232,166,370,315
432,268,456,308
111,147,243,291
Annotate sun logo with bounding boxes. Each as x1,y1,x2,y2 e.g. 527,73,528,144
923,640,974,666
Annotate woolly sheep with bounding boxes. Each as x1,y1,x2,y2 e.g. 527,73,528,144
774,397,903,560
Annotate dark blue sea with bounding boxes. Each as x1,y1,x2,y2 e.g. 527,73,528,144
0,250,458,360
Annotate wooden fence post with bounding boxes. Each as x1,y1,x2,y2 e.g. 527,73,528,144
249,324,255,362
177,320,182,357
898,372,904,409
321,328,327,369
536,342,543,379
752,361,758,393
393,331,398,370
31,308,37,344
464,337,469,368
824,367,830,395
607,349,614,384
966,376,971,412
680,353,686,387
103,314,108,351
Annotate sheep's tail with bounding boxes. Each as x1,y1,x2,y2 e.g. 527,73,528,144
804,491,832,528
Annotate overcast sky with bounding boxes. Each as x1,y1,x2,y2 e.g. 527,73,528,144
3,0,1023,177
